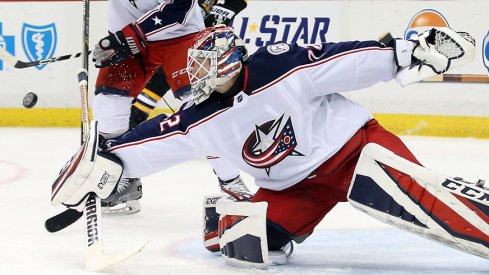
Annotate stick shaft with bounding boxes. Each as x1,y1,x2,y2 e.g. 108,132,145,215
80,0,90,142
0,45,88,69
423,73,489,83
77,1,105,271
78,69,90,141
82,0,90,73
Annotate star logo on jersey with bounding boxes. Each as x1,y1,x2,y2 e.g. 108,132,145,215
153,16,162,26
242,114,303,176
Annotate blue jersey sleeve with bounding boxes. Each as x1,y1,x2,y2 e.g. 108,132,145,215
245,40,396,96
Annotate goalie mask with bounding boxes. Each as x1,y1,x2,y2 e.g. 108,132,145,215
187,26,248,104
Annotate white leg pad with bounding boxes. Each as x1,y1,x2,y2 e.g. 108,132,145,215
349,143,489,260
216,198,271,269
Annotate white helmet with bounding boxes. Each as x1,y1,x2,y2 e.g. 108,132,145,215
187,26,248,104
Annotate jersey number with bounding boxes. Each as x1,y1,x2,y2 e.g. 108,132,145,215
159,115,181,132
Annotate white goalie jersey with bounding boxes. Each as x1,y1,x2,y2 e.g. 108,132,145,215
106,40,397,191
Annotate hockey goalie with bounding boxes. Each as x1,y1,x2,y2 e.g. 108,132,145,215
197,27,484,268
50,25,483,269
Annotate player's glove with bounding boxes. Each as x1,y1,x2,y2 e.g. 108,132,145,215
93,24,146,68
203,0,248,27
204,3,237,27
218,175,253,201
198,0,217,17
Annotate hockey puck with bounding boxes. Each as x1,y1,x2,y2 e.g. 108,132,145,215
22,92,38,108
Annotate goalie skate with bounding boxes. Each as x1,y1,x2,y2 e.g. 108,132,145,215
101,178,142,216
268,241,293,265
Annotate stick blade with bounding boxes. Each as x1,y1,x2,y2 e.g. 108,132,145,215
45,209,83,233
85,240,148,272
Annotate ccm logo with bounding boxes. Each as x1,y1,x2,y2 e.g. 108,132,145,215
172,68,187,78
442,179,489,202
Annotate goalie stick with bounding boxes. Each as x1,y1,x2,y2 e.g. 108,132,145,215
0,45,89,69
422,73,489,83
78,0,147,271
45,208,83,233
45,0,147,270
78,74,147,270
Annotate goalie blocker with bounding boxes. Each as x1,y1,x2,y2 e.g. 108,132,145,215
349,143,489,260
51,121,123,207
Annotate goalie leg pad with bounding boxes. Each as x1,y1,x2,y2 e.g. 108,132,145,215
349,143,489,260
51,121,123,207
216,198,273,269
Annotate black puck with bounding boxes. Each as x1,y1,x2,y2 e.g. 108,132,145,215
23,92,38,108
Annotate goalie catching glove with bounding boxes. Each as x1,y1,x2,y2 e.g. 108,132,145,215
93,24,146,68
51,121,124,207
386,27,475,86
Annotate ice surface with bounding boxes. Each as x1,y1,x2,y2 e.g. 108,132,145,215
2,128,489,274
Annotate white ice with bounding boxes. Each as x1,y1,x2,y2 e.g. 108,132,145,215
2,128,489,274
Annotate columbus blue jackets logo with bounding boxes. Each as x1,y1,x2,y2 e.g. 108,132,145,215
242,114,303,175
483,31,489,73
21,23,57,70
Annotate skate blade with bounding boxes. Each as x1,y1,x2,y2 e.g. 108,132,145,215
269,251,287,265
102,200,141,216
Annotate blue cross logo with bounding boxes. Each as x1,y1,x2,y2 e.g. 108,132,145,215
483,31,489,73
0,22,15,71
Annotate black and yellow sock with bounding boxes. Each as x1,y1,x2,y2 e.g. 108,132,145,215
130,68,171,129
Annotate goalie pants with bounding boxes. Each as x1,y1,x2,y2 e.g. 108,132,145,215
95,32,197,99
251,119,422,242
